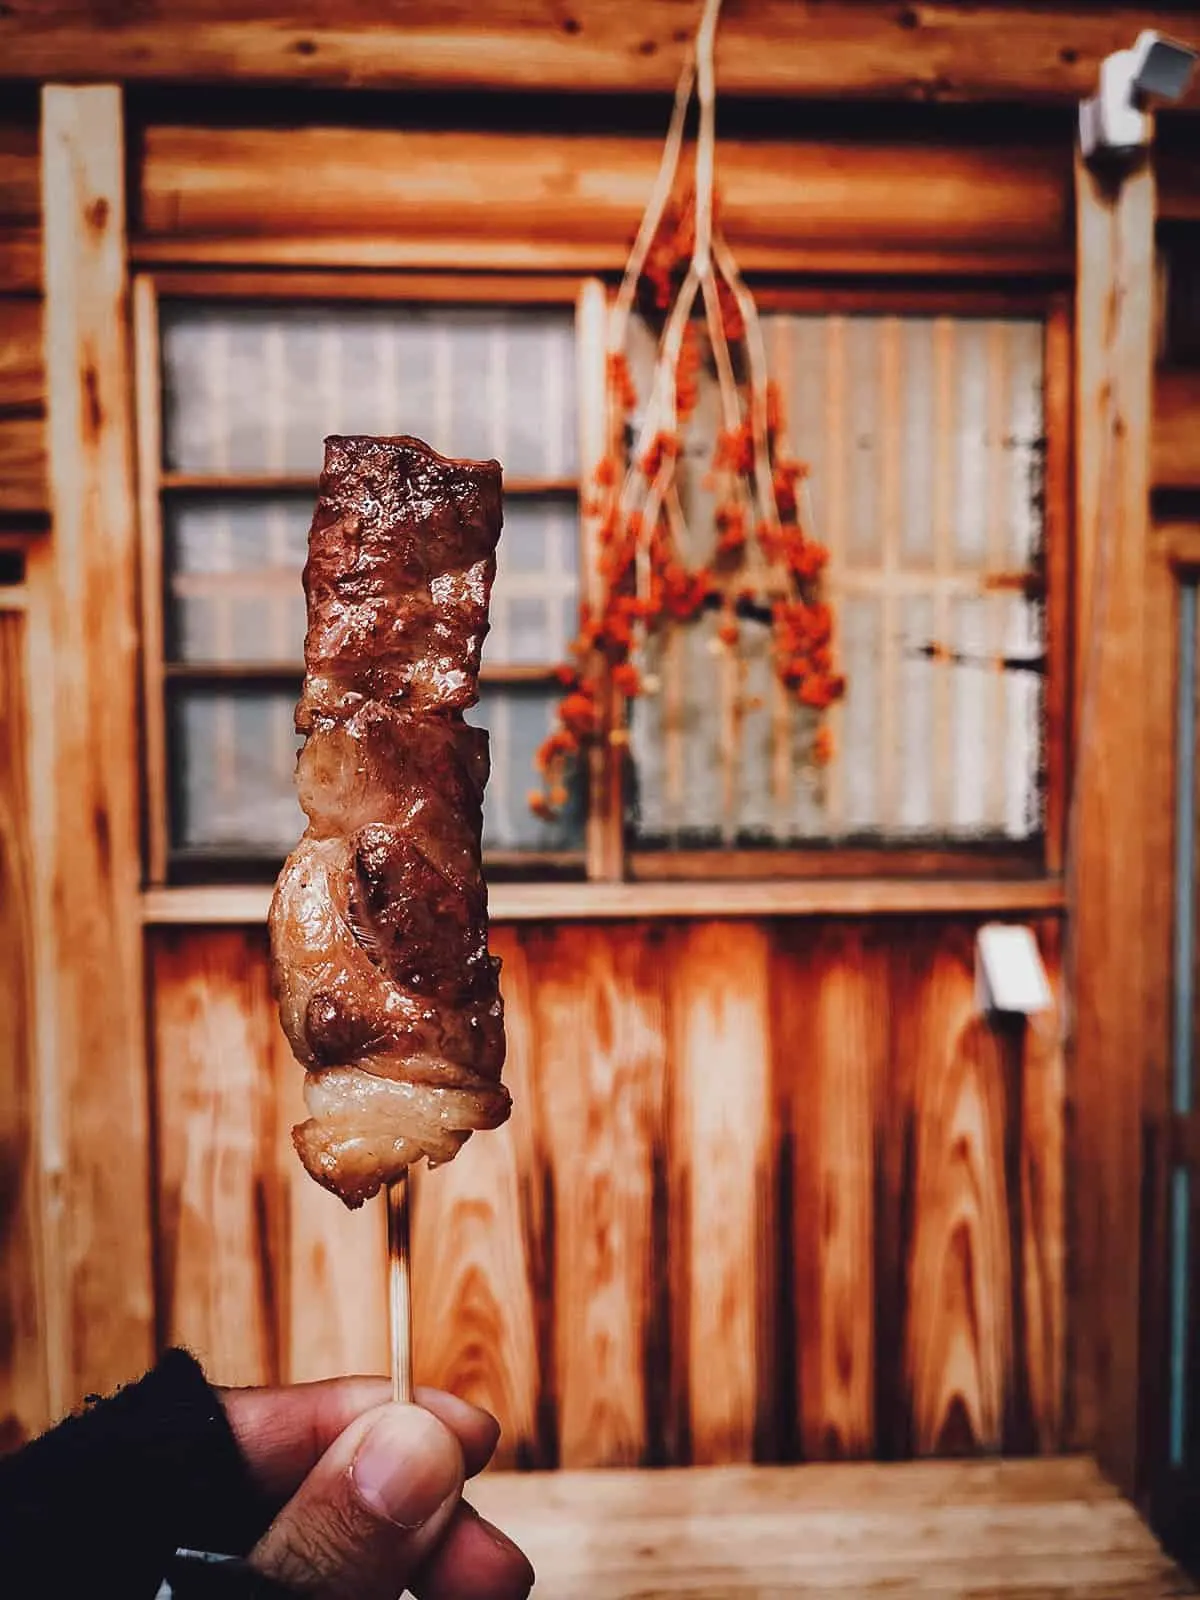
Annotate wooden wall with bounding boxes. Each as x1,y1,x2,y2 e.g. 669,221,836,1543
149,916,1065,1468
0,113,44,512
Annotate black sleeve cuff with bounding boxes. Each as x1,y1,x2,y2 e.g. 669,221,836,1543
0,1348,274,1599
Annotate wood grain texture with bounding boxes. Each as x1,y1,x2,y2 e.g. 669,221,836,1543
4,2,1200,106
135,124,1071,275
0,233,42,295
0,122,40,228
36,86,155,1403
670,922,775,1465
145,914,1065,1465
0,611,49,1451
903,933,1013,1456
0,293,45,514
774,924,886,1460
140,876,1069,927
0,299,42,410
468,1458,1196,1599
412,925,542,1467
529,923,669,1467
1156,369,1200,491
274,1011,388,1384
1070,149,1157,1492
1019,936,1066,1453
0,412,46,513
151,930,281,1387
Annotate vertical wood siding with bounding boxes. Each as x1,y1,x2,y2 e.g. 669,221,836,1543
146,914,1065,1466
0,611,49,1448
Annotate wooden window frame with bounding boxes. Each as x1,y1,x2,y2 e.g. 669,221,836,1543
133,267,1071,917
133,268,596,887
619,281,1074,886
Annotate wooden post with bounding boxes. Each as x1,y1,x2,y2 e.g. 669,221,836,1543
1069,142,1157,1493
34,85,154,1406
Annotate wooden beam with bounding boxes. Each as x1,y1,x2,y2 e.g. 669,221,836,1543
0,300,44,411
0,232,42,296
135,124,1073,276
0,121,40,228
141,877,1068,926
1156,369,1200,491
2,4,1199,106
1069,146,1157,1494
0,413,47,514
35,86,154,1405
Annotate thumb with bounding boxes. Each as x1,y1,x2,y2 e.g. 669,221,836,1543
248,1402,464,1600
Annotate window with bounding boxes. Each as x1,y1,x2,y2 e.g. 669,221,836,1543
138,286,587,883
625,302,1053,865
136,278,1067,889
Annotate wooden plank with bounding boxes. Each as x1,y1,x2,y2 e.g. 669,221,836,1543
0,610,49,1450
901,929,1014,1455
0,290,45,517
273,989,388,1386
0,299,43,410
1156,369,1200,491
140,877,1070,925
773,923,886,1460
0,413,46,513
1019,927,1067,1453
1070,147,1157,1492
0,122,40,227
633,845,1047,880
150,930,282,1387
0,232,41,296
35,85,155,1401
133,276,169,885
468,1459,1195,1599
136,125,1072,272
669,923,775,1464
4,3,1200,106
148,269,584,304
1043,298,1072,876
411,925,543,1467
528,923,668,1467
134,233,1074,278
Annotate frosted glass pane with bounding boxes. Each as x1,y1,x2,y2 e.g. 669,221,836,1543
483,496,578,666
628,309,1047,849
468,688,585,854
161,301,577,479
164,495,310,663
170,686,304,855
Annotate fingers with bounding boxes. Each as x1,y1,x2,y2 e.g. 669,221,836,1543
413,1503,534,1600
249,1402,464,1600
416,1388,501,1480
221,1379,500,1505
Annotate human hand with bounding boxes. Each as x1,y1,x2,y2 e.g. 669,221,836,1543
219,1378,533,1600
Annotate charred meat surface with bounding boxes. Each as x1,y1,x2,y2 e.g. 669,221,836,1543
269,436,508,1208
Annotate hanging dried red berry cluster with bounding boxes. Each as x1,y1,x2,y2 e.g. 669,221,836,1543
531,193,844,819
531,169,844,821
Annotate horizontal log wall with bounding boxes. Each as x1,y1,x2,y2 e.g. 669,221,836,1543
149,916,1065,1468
134,123,1075,274
0,117,44,512
2,3,1199,110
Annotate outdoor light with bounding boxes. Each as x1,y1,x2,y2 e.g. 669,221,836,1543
1079,29,1197,159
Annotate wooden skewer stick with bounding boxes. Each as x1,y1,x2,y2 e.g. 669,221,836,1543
386,1172,413,1404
